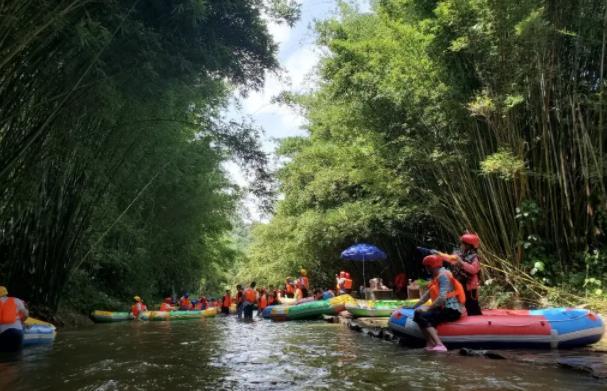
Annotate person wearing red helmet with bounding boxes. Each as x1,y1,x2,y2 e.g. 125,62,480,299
438,232,482,316
409,255,465,352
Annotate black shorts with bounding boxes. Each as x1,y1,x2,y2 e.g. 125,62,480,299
413,307,461,329
465,289,482,316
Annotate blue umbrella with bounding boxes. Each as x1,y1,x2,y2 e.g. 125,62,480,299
340,243,387,290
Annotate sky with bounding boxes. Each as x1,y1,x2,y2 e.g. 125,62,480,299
224,0,372,221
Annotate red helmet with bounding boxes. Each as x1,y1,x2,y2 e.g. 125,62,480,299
422,255,444,269
345,272,351,279
460,232,480,249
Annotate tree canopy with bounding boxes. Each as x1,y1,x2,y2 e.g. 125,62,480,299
242,0,607,304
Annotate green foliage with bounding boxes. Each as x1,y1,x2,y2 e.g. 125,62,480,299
241,0,607,304
481,149,525,180
0,0,296,312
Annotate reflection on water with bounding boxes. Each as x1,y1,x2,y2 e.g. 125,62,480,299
0,316,603,390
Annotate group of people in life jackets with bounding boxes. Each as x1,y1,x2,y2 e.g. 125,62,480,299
219,269,339,321
130,292,220,319
409,232,482,352
0,285,29,352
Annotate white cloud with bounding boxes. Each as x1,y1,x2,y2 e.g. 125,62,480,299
267,21,292,46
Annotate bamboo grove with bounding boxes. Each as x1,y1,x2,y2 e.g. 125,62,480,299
243,0,607,306
0,0,299,316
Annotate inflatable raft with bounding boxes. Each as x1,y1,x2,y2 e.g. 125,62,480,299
139,308,218,321
263,304,290,321
23,318,56,346
91,310,134,323
346,299,418,318
388,307,604,349
267,295,355,321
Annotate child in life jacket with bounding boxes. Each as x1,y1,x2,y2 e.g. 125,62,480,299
410,255,466,352
437,232,482,316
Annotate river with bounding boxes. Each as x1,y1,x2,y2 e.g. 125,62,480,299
0,316,603,390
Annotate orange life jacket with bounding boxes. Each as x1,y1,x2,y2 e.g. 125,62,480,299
258,294,268,310
244,288,257,303
428,271,466,304
0,297,18,324
344,278,353,289
222,295,232,307
180,298,192,309
159,303,172,311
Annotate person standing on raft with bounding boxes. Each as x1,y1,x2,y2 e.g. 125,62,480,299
0,286,29,352
410,255,466,352
437,232,483,316
242,282,258,320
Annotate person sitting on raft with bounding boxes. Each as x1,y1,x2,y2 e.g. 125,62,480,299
131,296,148,319
242,282,258,320
198,296,208,310
0,286,29,352
221,290,232,315
285,277,296,298
267,290,278,306
179,293,193,311
410,255,466,352
159,297,174,312
436,232,482,316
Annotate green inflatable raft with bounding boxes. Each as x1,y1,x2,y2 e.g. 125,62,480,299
91,310,134,323
345,299,418,317
140,308,218,321
269,295,356,321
